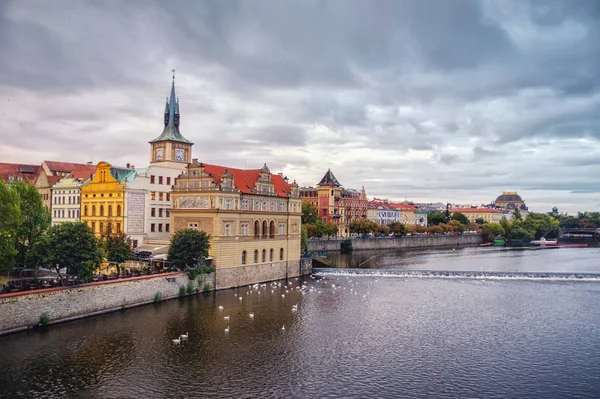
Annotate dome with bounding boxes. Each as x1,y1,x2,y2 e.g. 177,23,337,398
495,193,523,203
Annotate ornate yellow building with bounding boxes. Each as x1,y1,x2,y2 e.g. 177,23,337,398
80,161,136,235
170,161,303,288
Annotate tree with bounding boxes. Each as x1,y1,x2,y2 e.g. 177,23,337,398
481,223,504,241
388,221,406,237
428,212,446,226
168,229,211,270
34,222,104,282
523,213,560,239
305,223,320,238
301,202,319,225
513,208,522,221
507,227,534,242
322,221,338,238
301,225,308,252
375,224,390,236
451,212,470,225
0,180,20,273
448,219,466,233
475,218,486,225
11,181,51,268
102,230,134,264
349,218,377,235
427,225,443,234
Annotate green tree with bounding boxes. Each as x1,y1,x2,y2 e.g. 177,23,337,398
507,227,534,242
523,213,560,239
388,221,406,237
428,211,446,226
451,212,470,225
448,219,466,233
103,230,134,264
350,218,377,235
301,225,308,252
301,202,319,225
0,180,20,273
513,208,522,221
475,218,486,225
323,221,338,238
168,229,211,270
305,223,320,238
481,223,505,241
11,181,51,268
375,224,390,236
34,222,104,282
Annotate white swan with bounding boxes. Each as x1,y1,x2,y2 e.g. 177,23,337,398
281,294,285,298
224,315,230,320
218,305,223,310
249,313,254,318
281,325,285,330
172,337,181,344
224,326,229,333
180,332,188,340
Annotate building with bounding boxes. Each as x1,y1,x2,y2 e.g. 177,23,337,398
80,161,135,239
451,207,511,224
35,161,94,212
170,160,302,285
415,209,428,227
494,192,528,211
368,199,400,225
299,169,367,236
390,203,418,225
50,168,95,226
0,163,40,184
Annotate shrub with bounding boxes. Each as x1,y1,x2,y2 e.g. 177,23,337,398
187,265,215,280
179,285,187,297
39,313,50,327
203,282,212,292
154,291,163,303
186,281,195,295
121,299,127,309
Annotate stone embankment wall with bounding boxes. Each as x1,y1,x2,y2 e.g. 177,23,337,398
0,272,214,336
0,258,313,336
308,234,482,252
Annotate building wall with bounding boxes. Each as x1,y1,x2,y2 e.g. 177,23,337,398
50,179,83,226
81,162,126,235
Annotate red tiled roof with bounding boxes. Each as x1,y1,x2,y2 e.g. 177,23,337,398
452,207,507,214
47,176,62,186
69,167,96,180
0,163,41,183
201,163,292,197
388,203,417,211
44,161,93,174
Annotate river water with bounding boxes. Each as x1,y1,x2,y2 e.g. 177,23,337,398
1,247,600,398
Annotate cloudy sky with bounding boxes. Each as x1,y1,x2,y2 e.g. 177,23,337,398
1,0,599,214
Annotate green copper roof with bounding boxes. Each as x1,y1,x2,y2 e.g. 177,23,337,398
149,79,193,144
110,166,136,184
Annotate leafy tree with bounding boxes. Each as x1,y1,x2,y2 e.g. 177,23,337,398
301,225,308,252
375,224,390,236
34,222,104,282
388,221,406,236
168,229,211,270
513,208,522,221
427,225,443,234
448,219,465,233
467,222,480,231
102,230,134,264
428,212,446,226
481,223,505,241
507,227,534,242
323,221,338,238
558,216,580,229
305,223,320,238
523,213,560,239
475,218,486,225
451,212,470,225
11,181,51,268
301,202,319,225
350,218,377,235
0,180,20,273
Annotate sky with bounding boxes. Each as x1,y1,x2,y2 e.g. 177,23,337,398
1,0,599,214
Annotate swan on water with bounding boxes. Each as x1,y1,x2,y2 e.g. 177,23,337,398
281,294,285,298
224,315,230,320
218,306,224,310
249,313,254,318
180,332,188,340
172,337,181,344
224,326,229,333
281,325,285,330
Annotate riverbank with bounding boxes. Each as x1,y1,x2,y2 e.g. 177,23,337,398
308,234,482,252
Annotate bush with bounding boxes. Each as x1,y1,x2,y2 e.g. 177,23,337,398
203,282,212,292
154,291,163,303
39,313,50,327
340,239,353,253
186,281,195,295
187,265,215,280
179,285,187,297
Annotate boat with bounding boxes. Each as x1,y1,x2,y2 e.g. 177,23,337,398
493,238,505,246
530,238,558,246
480,243,493,247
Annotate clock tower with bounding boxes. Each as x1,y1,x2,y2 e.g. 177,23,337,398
149,74,194,169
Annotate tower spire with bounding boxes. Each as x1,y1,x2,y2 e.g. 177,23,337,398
149,73,193,145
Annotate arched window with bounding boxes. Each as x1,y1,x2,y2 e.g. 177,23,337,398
261,249,266,262
100,205,104,216
280,248,284,261
100,222,104,233
117,205,121,217
92,205,96,216
269,221,275,238
262,220,268,237
108,205,112,216
254,250,258,263
254,220,260,238
242,250,247,265
269,248,273,262
84,206,88,216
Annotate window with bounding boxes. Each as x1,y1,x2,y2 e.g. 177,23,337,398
117,205,121,216
279,223,285,235
91,222,95,232
241,223,249,236
100,205,104,216
116,223,121,232
158,208,163,217
270,248,273,261
151,192,156,200
242,250,247,265
225,199,231,210
254,250,258,263
151,223,156,232
165,210,170,217
68,196,71,204
158,224,163,232
100,222,104,233
165,223,169,232
269,221,275,238
159,192,164,201
92,205,96,216
167,177,171,185
132,240,138,248
188,223,198,230
262,220,268,237
151,208,156,217
262,249,266,262
159,176,163,184
280,248,284,260
62,209,65,218
108,205,112,216
84,206,88,216
225,223,231,236
254,220,260,237
166,193,170,201
150,175,155,184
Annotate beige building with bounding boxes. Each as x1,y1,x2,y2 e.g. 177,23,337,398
50,169,95,226
170,161,302,281
452,207,511,224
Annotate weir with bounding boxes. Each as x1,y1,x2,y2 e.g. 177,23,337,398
313,268,600,281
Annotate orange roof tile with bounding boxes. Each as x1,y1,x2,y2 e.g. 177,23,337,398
69,167,96,180
201,163,292,197
0,163,40,183
452,207,507,214
44,161,93,174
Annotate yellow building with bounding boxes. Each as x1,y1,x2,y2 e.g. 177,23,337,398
170,161,302,287
81,161,136,235
451,207,511,224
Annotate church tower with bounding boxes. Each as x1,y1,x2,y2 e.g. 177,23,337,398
149,74,194,168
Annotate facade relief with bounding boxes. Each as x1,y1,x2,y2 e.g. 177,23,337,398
179,196,209,209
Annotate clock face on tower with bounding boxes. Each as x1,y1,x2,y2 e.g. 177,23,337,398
175,149,185,161
156,148,164,160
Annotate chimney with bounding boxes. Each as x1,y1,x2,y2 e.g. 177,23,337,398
126,163,130,169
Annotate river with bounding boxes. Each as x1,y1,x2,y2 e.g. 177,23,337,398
1,247,600,398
